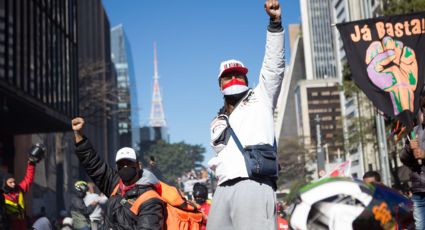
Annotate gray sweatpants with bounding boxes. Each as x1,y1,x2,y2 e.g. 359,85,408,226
206,179,277,230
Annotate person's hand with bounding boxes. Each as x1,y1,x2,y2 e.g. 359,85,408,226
410,139,419,150
365,36,418,115
265,0,281,21
90,200,98,206
72,117,85,132
72,117,85,143
413,149,425,160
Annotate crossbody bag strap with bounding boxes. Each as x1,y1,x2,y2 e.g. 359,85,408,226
225,117,277,151
222,116,245,152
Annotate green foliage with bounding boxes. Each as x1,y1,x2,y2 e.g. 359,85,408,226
278,137,314,188
143,140,205,184
284,179,308,203
340,60,378,152
382,0,425,16
341,61,360,98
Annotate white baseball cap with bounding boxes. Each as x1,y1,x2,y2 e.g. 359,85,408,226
218,59,248,79
115,147,137,162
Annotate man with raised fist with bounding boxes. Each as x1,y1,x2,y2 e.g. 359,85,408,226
71,117,165,230
207,0,285,229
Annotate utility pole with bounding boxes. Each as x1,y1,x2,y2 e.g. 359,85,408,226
315,115,325,174
376,113,391,186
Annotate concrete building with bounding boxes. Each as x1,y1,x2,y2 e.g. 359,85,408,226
275,24,305,139
111,24,139,149
294,79,343,162
300,0,338,80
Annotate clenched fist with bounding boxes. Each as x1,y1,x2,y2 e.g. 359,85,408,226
265,0,281,21
72,117,85,143
365,36,418,116
72,117,85,132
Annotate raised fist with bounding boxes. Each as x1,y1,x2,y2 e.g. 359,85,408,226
71,117,85,132
365,36,418,115
265,0,281,21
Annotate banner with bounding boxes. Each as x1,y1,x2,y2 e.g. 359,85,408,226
337,12,425,125
327,160,351,178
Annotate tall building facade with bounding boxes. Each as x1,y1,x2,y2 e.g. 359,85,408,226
294,79,343,162
289,0,343,179
275,24,305,139
331,0,383,179
78,0,119,164
0,0,117,218
0,0,79,135
0,0,80,217
111,25,139,149
300,0,338,80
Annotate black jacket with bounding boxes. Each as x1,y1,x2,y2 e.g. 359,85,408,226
400,125,425,193
400,145,425,193
75,137,165,230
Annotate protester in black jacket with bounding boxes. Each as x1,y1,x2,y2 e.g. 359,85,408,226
70,181,97,230
400,94,425,229
71,117,165,230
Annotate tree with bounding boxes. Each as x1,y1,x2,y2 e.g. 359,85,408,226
143,140,205,184
382,0,425,16
341,60,378,160
79,59,128,121
278,137,314,189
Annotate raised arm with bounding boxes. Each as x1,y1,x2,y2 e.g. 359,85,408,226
18,162,35,193
258,0,285,108
72,117,120,196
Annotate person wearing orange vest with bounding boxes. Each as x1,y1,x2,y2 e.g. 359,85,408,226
71,117,165,229
3,161,36,230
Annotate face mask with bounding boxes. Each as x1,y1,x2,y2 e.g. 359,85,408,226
224,90,249,106
118,166,138,183
221,78,248,96
195,197,206,204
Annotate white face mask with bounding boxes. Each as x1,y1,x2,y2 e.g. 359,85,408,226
221,78,248,96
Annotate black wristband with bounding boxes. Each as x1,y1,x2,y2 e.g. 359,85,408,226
268,18,283,32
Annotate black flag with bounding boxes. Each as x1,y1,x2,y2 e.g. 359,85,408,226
337,12,425,125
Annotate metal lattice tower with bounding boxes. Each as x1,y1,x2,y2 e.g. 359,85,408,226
149,43,167,127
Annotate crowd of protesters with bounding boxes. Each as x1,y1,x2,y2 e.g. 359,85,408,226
2,0,425,229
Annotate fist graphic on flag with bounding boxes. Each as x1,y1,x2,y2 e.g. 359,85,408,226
365,36,418,115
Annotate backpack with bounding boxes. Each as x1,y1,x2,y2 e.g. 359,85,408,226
111,181,204,230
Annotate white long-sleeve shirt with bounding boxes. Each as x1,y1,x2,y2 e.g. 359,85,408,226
209,29,285,185
83,192,108,222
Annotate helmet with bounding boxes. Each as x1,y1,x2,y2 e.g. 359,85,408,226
193,183,208,204
74,180,88,193
28,143,45,163
62,217,73,226
289,177,414,230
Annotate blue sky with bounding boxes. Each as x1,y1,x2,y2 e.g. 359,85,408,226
102,0,301,166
